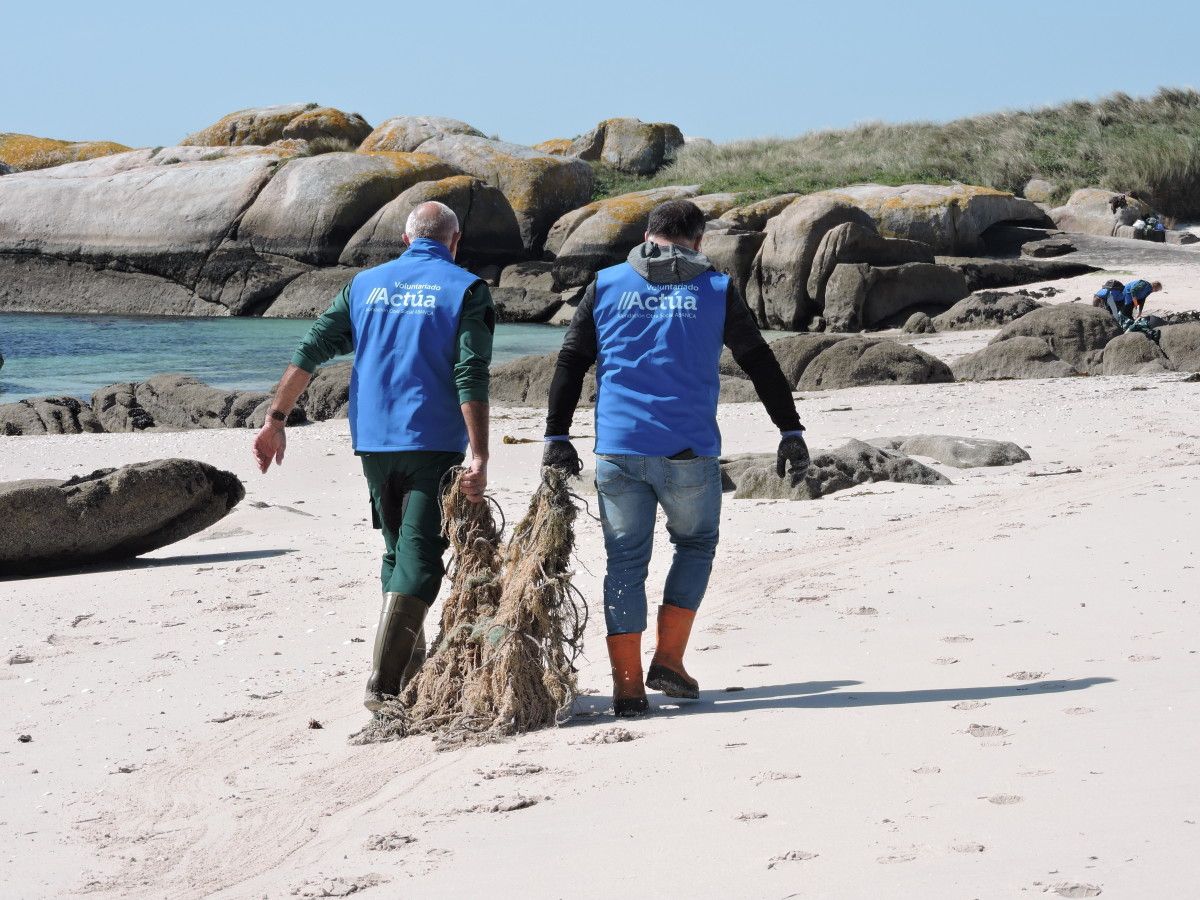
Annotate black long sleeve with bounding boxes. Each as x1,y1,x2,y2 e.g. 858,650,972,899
545,282,598,437
723,283,804,433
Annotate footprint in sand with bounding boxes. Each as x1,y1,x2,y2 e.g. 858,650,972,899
736,811,768,821
966,724,1008,738
912,765,941,774
477,763,545,780
1128,654,1160,662
1007,670,1047,681
1064,707,1094,716
292,874,387,897
986,794,1022,805
846,607,878,616
753,771,803,784
579,727,640,745
953,700,988,711
1053,883,1103,898
365,832,417,851
934,657,959,665
941,635,974,643
462,795,544,813
951,842,986,853
768,850,818,868
877,850,918,864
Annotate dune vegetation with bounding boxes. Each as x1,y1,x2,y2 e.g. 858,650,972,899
593,88,1200,219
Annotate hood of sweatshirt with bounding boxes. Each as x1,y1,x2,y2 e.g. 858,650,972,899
626,240,713,285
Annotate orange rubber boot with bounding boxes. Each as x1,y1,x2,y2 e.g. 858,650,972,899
606,633,649,717
646,604,700,699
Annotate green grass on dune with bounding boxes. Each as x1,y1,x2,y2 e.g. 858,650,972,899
593,88,1200,219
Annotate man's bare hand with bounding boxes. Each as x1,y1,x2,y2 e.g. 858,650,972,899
460,457,487,503
253,425,286,473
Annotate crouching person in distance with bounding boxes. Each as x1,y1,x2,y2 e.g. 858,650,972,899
542,199,811,717
252,201,494,712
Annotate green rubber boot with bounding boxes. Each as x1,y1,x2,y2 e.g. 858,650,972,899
364,592,428,712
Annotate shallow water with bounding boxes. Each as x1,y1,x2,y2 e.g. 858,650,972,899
0,312,571,402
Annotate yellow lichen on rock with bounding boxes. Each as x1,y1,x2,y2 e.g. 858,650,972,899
533,138,574,156
0,133,131,172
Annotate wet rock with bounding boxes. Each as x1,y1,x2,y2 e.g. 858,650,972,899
262,266,362,318
0,459,245,575
1158,322,1200,372
951,336,1079,381
1100,332,1175,375
932,290,1045,331
0,397,104,436
298,362,351,420
988,304,1120,369
796,339,954,390
91,374,304,432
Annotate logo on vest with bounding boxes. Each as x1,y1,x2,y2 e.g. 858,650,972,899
617,289,698,319
364,282,442,315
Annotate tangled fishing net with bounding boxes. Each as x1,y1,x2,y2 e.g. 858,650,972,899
350,467,586,747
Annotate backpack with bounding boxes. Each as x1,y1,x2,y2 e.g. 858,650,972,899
1101,279,1125,294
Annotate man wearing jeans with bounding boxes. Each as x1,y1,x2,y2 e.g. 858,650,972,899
543,200,810,716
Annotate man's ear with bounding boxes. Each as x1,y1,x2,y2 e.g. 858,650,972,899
448,231,462,259
402,233,412,247
644,230,650,242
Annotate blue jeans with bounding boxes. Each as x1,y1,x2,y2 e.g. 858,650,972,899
595,454,723,635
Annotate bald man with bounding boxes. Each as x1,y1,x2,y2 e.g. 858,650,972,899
253,201,495,711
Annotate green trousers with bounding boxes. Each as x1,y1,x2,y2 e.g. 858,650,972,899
359,450,464,605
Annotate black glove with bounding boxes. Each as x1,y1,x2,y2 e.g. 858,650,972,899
777,433,811,479
542,440,582,477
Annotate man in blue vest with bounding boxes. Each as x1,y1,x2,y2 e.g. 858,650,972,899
543,199,811,716
1094,277,1162,322
252,201,494,712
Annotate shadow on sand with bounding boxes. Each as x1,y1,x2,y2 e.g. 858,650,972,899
1,547,295,582
571,677,1115,720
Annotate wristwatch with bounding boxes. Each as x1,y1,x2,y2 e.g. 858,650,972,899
269,409,287,423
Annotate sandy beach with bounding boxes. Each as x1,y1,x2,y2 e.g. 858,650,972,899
4,353,1199,898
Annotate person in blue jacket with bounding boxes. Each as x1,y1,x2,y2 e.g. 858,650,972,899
1095,278,1162,321
252,202,494,712
542,200,811,716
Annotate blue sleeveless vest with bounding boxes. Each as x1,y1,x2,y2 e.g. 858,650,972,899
347,239,478,453
592,262,728,457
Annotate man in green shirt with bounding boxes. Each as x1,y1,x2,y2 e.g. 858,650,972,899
253,201,494,711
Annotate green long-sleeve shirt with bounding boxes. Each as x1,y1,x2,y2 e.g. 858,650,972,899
291,280,495,404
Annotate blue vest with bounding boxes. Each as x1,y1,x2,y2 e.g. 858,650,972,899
347,239,478,453
592,262,728,457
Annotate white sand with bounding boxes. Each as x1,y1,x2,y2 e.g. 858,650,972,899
4,359,1200,898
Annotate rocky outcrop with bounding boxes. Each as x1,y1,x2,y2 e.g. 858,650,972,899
491,287,564,323
806,222,936,310
903,312,936,334
0,132,131,172
951,337,1080,381
414,135,593,252
1023,178,1057,204
90,375,303,432
491,353,596,408
1049,188,1155,238
569,118,684,175
701,223,765,300
691,193,743,219
239,152,459,265
358,116,483,153
821,261,968,331
263,266,361,318
0,397,103,436
720,333,849,386
1100,332,1175,375
718,194,800,231
931,290,1046,331
532,138,574,156
0,459,245,575
796,339,954,391
181,103,370,149
297,362,352,420
725,439,951,501
942,256,1097,292
749,195,876,330
1022,236,1076,257
545,186,698,272
870,435,1029,468
988,304,1120,369
1158,323,1200,372
826,183,1051,254
339,175,522,267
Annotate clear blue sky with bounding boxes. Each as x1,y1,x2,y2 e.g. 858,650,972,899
4,0,1199,148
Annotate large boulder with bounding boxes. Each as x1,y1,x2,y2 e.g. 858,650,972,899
903,312,936,334
238,152,459,265
942,256,1097,293
0,397,103,436
1159,323,1200,372
0,161,11,176
414,135,593,251
826,184,1051,254
719,194,801,231
297,362,352,421
263,266,361,318
181,103,369,149
932,290,1045,331
822,261,968,332
951,337,1079,381
0,459,245,576
0,132,130,172
545,186,699,271
340,175,522,267
91,375,298,432
749,195,876,330
807,222,936,310
721,333,849,387
570,118,684,175
359,116,484,154
1049,188,1156,238
726,439,951,501
988,304,1120,369
870,435,1030,468
1100,332,1175,375
691,193,743,219
701,223,765,300
491,286,563,323
491,353,596,408
796,339,954,391
1023,178,1057,204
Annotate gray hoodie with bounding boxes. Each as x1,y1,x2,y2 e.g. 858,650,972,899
626,240,713,285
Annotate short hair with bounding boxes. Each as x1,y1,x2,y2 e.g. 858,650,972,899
647,199,706,242
405,201,459,244
1151,280,1163,290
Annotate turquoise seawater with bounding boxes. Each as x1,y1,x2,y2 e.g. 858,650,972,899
0,312,571,403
